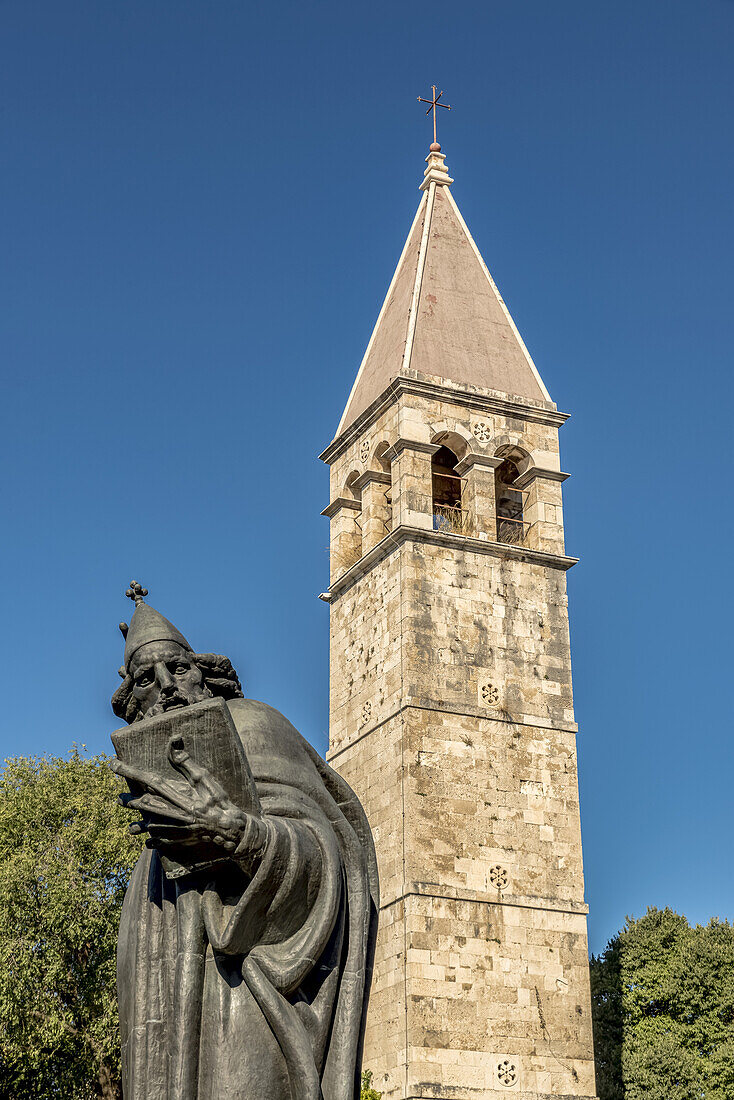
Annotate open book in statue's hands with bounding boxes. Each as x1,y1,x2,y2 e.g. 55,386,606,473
111,697,264,879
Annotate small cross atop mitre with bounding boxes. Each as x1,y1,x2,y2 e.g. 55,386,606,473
126,580,149,606
118,581,192,669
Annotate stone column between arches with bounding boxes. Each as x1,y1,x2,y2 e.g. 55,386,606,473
515,467,569,555
354,469,393,554
320,496,362,583
454,452,502,540
384,439,439,531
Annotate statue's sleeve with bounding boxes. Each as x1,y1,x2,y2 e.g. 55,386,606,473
200,781,342,998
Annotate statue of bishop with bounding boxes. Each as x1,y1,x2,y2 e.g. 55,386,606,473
110,583,378,1100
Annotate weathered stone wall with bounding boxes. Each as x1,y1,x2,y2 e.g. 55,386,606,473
322,374,597,1100
328,550,404,760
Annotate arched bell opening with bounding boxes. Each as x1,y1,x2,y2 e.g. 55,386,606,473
431,446,470,534
332,471,363,576
373,442,393,534
494,457,525,545
358,443,393,555
345,470,362,500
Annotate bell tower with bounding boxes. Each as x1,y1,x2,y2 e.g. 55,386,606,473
320,144,598,1100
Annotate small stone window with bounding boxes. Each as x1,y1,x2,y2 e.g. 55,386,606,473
497,1060,518,1088
495,458,525,545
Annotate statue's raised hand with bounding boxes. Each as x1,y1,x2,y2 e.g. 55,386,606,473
111,736,268,868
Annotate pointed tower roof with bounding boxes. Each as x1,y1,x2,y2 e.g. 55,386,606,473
336,146,552,436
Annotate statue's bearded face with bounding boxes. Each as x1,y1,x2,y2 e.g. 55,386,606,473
129,640,212,719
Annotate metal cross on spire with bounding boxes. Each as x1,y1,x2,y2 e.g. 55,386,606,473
417,85,451,150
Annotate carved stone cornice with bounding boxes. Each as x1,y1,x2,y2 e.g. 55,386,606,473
326,699,579,761
320,496,362,519
352,469,392,493
514,466,570,490
383,438,441,464
380,883,588,918
454,453,503,476
327,523,578,598
319,372,568,466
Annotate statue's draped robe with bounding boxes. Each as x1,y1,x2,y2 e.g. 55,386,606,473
117,699,379,1100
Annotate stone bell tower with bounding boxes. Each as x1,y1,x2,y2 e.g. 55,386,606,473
320,143,598,1100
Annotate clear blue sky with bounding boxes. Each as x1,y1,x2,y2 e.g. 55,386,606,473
1,0,732,955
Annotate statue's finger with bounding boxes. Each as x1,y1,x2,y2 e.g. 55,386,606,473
112,763,193,817
121,791,194,822
212,834,236,850
201,773,230,801
167,735,217,790
167,735,203,776
111,759,192,813
110,758,160,789
120,794,152,813
176,758,230,803
146,822,207,841
145,781,197,814
119,790,159,810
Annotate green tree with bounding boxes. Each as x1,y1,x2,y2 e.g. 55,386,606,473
361,1069,382,1100
591,908,734,1100
590,935,624,1100
0,749,141,1099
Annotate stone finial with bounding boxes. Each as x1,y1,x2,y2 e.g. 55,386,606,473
420,146,454,191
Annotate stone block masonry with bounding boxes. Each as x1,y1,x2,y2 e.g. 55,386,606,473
321,141,597,1100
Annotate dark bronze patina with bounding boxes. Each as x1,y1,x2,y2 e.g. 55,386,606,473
111,584,378,1100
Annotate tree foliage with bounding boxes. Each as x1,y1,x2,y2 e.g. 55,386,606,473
0,749,382,1100
360,1069,382,1100
591,908,734,1100
0,749,141,1099
589,933,623,1100
6,749,732,1100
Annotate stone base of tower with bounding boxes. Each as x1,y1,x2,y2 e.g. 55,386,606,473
333,715,598,1100
364,893,598,1100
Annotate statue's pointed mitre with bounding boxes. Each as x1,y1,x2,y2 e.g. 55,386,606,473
119,581,192,669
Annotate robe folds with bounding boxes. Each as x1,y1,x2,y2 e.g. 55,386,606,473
117,698,379,1100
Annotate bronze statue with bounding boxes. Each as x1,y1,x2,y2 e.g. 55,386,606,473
110,583,378,1100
